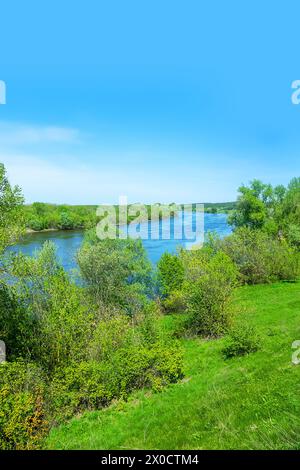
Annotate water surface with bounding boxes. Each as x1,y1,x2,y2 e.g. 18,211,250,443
7,213,231,270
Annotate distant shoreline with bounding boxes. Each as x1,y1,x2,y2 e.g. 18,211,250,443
24,210,230,235
25,227,84,234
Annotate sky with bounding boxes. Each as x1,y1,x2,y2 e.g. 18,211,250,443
0,0,300,204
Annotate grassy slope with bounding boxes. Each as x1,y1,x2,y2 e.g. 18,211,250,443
46,282,300,450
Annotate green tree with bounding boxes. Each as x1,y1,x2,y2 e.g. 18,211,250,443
157,252,184,296
0,163,24,253
77,234,153,315
228,180,270,230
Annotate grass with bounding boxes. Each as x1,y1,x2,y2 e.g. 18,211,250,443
46,282,300,450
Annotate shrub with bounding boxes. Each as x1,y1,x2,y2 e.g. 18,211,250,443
88,312,134,361
219,227,300,284
184,251,238,336
222,322,262,358
77,237,153,314
0,361,48,449
157,252,184,297
48,343,183,423
286,224,300,249
0,163,24,254
0,282,36,361
162,289,187,313
7,243,95,371
271,239,300,281
134,301,162,344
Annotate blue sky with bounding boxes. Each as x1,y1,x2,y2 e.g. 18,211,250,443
0,0,300,204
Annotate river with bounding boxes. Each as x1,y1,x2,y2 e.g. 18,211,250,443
7,213,232,271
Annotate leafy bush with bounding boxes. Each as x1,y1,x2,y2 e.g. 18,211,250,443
222,322,262,358
134,301,162,344
0,282,36,361
286,224,300,249
270,240,300,281
157,252,184,297
0,163,24,253
48,343,183,423
227,177,300,252
7,242,95,371
162,289,187,313
77,236,153,314
0,362,48,449
219,227,300,284
183,251,238,336
88,312,133,361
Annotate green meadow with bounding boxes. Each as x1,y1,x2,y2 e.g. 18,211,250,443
47,282,300,450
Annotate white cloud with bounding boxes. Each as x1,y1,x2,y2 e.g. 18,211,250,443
0,121,80,145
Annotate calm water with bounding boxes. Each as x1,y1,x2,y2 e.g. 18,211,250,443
7,213,231,271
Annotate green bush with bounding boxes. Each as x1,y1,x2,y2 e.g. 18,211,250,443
157,252,184,297
222,322,262,358
134,301,162,344
184,251,238,336
48,343,183,423
77,236,153,314
219,227,300,284
0,282,36,361
286,224,300,249
271,239,300,281
88,311,133,361
7,243,95,371
0,361,48,449
162,289,187,313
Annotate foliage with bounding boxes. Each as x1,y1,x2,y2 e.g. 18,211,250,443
286,224,300,249
222,322,262,358
24,202,181,232
183,250,238,336
0,163,24,253
3,165,300,451
48,342,183,423
228,179,284,231
134,301,163,344
228,177,300,251
7,242,94,370
218,227,300,284
162,289,187,313
0,361,48,449
77,234,153,314
157,252,184,297
24,202,98,231
0,282,36,360
204,201,236,214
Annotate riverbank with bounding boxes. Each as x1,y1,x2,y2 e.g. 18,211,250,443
26,227,66,234
23,202,236,233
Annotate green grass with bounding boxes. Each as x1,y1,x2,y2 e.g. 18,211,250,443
46,282,300,450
